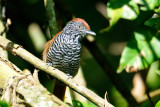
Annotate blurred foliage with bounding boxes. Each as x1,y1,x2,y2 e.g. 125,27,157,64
72,100,97,107
106,0,159,28
146,61,160,89
156,100,160,107
0,100,10,107
3,0,160,106
117,28,160,73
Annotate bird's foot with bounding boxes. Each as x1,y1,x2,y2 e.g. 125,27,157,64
46,62,53,68
66,74,73,80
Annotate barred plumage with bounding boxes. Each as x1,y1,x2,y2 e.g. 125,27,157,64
42,18,96,101
44,19,96,78
47,32,81,77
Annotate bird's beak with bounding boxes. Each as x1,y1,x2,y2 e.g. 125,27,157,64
84,30,96,36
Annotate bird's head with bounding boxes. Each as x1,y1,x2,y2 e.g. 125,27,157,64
63,18,96,40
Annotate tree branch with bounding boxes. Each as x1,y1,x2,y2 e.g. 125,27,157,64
44,0,58,36
0,36,114,107
137,89,160,103
0,57,69,107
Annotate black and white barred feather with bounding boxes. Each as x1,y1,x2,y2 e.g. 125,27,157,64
44,18,95,78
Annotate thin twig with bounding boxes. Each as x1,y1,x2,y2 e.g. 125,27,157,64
104,92,109,107
137,89,160,103
33,69,40,83
0,18,11,36
146,89,154,107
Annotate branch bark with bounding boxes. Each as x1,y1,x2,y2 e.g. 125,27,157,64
0,36,114,107
44,0,58,36
0,57,69,107
137,89,160,103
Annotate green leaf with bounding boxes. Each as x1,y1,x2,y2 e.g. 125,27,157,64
137,0,160,11
155,7,160,14
107,0,139,27
155,69,160,75
0,100,10,107
72,100,97,107
156,100,160,107
107,0,159,28
72,100,83,107
117,28,160,73
145,17,160,30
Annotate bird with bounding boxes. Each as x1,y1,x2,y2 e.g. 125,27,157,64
42,18,96,101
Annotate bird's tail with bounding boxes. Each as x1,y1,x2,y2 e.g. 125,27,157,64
53,80,66,101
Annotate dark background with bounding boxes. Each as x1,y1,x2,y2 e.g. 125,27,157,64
4,0,160,106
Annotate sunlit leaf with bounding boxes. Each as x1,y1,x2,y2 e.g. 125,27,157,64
117,28,160,73
156,100,160,107
107,0,139,27
156,68,160,75
138,0,160,11
146,61,160,89
107,0,159,28
155,7,160,14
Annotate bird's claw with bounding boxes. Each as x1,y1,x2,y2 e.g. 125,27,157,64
66,74,73,80
46,63,53,68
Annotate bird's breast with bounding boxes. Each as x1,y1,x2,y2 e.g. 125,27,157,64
46,36,82,77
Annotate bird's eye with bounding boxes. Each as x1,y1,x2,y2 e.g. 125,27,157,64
79,25,83,29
